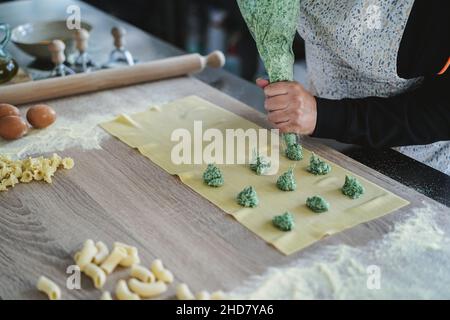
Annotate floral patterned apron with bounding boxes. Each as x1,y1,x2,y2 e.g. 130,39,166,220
297,0,449,175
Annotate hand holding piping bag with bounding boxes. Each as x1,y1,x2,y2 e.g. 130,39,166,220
237,0,317,136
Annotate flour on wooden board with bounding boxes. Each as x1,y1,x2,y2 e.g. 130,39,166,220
229,202,450,299
0,99,167,159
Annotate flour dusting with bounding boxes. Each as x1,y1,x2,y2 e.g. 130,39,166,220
0,93,170,158
230,202,450,299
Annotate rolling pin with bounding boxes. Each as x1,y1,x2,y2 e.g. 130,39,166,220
0,51,225,105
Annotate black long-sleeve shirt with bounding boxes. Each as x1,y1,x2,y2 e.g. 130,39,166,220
311,0,450,148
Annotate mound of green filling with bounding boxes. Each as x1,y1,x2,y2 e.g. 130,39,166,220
202,164,224,187
307,153,331,175
272,212,295,231
237,186,259,208
285,144,303,161
306,195,330,213
250,153,271,175
276,167,297,191
342,175,365,199
283,133,297,147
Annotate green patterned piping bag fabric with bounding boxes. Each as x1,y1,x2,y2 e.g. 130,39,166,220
237,0,300,82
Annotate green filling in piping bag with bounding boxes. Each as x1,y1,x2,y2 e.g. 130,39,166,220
237,0,301,143
237,0,300,83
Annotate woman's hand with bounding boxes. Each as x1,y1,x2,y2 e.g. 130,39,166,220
256,78,317,135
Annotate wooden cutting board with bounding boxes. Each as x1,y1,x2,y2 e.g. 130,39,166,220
0,75,448,299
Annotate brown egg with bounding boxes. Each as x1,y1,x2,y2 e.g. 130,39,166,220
0,103,20,119
0,116,28,140
26,104,57,129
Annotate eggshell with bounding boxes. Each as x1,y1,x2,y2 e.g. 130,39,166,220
0,103,20,119
0,116,28,140
26,104,56,129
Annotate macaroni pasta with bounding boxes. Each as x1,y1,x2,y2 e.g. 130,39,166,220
128,279,167,298
115,280,140,300
37,276,61,300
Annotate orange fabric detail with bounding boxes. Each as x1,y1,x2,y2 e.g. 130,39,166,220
438,57,450,75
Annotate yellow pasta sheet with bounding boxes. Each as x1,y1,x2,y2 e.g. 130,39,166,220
101,95,409,255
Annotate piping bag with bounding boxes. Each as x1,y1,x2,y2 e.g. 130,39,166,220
237,0,301,142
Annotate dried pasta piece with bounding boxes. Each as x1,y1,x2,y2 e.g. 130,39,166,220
196,290,211,300
0,166,11,179
211,290,228,300
176,283,195,300
114,242,140,267
4,174,18,188
100,246,127,274
75,239,98,270
93,241,109,265
50,153,62,168
150,259,174,283
130,264,155,283
61,157,75,169
115,280,140,300
12,165,22,178
33,169,45,181
100,291,112,300
83,263,107,289
37,276,61,300
128,279,167,298
20,170,33,183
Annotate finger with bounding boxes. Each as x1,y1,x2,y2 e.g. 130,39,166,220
264,95,290,112
255,78,269,89
277,122,296,134
267,109,291,124
263,81,291,97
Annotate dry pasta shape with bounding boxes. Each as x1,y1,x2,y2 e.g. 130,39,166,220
93,241,109,265
150,259,174,283
76,239,98,270
37,276,61,300
100,291,112,300
196,290,211,300
100,246,127,274
176,283,195,300
116,280,141,300
211,290,228,300
128,279,167,298
83,263,107,289
114,242,140,267
130,264,155,283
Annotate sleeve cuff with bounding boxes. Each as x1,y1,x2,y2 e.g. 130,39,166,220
311,97,349,139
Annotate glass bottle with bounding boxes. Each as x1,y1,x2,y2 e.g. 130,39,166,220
0,23,19,84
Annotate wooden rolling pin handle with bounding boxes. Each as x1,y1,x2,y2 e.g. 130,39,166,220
111,26,126,49
204,50,226,69
74,28,89,53
48,40,66,66
0,51,226,105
